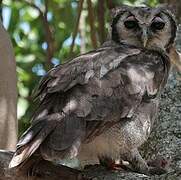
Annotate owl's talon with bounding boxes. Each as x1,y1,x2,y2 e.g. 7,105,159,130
108,163,126,171
147,157,169,175
100,159,125,171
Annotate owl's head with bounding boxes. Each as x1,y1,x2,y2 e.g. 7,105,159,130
111,5,177,51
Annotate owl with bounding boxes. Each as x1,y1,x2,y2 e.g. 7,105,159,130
9,5,177,175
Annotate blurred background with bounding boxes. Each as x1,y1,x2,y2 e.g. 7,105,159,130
0,0,180,136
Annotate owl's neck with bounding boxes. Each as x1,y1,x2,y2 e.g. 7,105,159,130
101,40,139,49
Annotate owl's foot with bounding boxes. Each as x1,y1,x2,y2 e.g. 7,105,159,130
121,149,150,175
122,150,169,175
147,156,169,175
99,156,125,171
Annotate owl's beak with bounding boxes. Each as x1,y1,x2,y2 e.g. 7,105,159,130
141,28,148,48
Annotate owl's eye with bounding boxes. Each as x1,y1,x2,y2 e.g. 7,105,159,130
124,20,138,29
151,21,165,31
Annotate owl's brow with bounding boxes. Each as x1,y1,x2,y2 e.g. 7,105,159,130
130,13,164,25
125,15,137,20
126,15,149,25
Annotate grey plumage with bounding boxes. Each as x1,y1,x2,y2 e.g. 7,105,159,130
9,5,177,175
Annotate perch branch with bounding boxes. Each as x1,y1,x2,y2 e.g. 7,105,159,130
0,150,87,180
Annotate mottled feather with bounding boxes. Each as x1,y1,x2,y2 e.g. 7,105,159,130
9,5,175,172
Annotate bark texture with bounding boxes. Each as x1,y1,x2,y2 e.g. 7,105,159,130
0,21,17,150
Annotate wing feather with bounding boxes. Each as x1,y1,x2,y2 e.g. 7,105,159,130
9,113,63,168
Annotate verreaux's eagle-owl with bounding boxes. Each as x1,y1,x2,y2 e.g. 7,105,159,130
9,5,177,174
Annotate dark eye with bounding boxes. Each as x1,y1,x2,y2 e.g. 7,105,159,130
151,21,165,30
124,20,138,29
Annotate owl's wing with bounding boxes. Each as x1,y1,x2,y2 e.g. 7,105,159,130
34,47,113,100
31,46,141,146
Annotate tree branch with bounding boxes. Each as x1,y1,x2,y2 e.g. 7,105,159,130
19,0,55,70
106,0,116,10
41,0,55,70
87,0,97,49
79,8,86,54
0,0,3,22
97,0,105,44
69,0,84,56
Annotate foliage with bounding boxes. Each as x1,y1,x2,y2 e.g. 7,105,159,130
0,0,172,135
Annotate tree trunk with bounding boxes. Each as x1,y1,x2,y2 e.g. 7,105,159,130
0,21,17,150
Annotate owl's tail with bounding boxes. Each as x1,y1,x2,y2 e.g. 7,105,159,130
9,113,63,168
